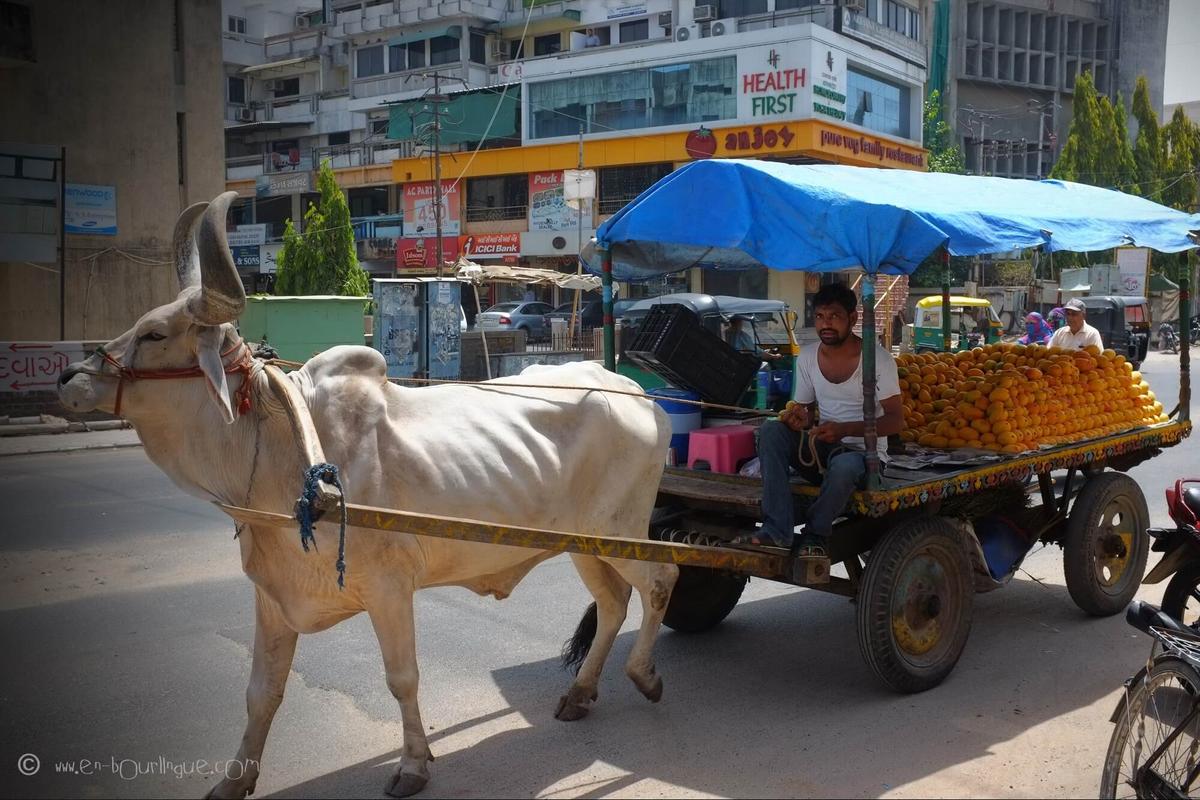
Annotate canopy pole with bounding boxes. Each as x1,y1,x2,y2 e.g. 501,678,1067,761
473,283,492,380
601,245,615,371
861,274,881,491
941,248,952,352
1180,252,1191,422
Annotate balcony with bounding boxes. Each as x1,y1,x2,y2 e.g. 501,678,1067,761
263,30,331,62
352,214,404,240
226,154,265,181
312,140,417,168
465,204,527,222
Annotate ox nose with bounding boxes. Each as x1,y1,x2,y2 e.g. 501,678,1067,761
59,365,82,386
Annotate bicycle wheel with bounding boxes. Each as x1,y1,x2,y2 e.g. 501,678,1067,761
1101,656,1200,798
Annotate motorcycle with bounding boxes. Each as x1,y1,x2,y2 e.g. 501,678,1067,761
1159,321,1180,354
1142,479,1200,625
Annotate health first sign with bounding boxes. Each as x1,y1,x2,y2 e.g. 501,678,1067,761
736,42,847,123
1,342,89,393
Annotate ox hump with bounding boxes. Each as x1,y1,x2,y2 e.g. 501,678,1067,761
303,345,388,385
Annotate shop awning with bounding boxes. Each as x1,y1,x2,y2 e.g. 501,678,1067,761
388,85,520,146
388,25,461,47
1150,272,1180,292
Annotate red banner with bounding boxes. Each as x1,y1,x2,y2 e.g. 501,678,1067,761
396,237,460,270
460,232,521,259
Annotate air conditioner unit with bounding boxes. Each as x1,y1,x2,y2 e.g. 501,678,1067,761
236,107,255,122
710,19,729,36
295,14,311,28
658,11,673,26
693,4,716,22
675,25,692,41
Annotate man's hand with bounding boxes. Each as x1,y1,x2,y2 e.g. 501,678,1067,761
778,401,808,432
810,422,844,443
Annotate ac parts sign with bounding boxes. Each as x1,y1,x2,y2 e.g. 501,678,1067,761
460,233,520,259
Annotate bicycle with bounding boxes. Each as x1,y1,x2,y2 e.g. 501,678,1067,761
1101,601,1200,798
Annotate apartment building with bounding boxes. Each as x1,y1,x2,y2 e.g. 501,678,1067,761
223,0,927,314
929,0,1170,179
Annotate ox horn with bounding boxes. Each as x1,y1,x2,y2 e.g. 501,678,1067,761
174,201,209,293
192,191,246,325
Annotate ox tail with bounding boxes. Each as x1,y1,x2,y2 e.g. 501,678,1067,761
560,602,598,675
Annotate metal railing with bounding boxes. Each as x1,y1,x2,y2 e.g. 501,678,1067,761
598,194,642,215
465,204,528,222
311,140,417,167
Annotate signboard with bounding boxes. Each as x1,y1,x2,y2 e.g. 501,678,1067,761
814,126,925,168
460,232,521,259
396,237,461,270
227,224,267,247
811,46,847,122
1116,247,1151,297
232,245,260,270
64,184,117,236
0,341,89,393
255,172,311,198
739,46,807,120
606,2,646,19
528,171,592,232
838,9,927,68
402,181,461,237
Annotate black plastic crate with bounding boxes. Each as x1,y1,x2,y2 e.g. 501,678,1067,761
626,306,759,407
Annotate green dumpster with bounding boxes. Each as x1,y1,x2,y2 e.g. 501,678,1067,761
239,296,369,364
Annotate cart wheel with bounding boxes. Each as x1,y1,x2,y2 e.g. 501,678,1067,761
661,566,747,633
1063,472,1149,617
856,516,974,693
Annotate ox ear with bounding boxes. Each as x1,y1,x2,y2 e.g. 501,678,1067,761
196,326,235,424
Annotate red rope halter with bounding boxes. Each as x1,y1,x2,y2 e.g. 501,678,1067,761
91,339,256,417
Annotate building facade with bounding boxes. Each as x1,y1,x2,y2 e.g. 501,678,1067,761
223,0,927,320
0,0,225,341
930,0,1170,180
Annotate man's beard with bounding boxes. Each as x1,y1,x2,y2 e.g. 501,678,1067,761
818,328,849,346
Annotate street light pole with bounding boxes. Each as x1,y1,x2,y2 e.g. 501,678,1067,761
431,71,445,278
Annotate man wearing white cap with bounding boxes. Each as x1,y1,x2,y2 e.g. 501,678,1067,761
1048,298,1104,351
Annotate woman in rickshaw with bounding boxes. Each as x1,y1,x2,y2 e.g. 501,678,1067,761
1019,311,1054,345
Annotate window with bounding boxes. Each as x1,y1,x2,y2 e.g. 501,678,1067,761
357,45,384,78
528,56,736,140
227,76,246,105
1125,305,1147,324
466,175,528,220
717,0,767,16
470,32,486,64
618,19,649,43
774,0,819,10
0,1,35,62
703,268,767,300
847,67,910,138
370,119,391,137
388,41,428,72
575,26,611,47
533,33,561,56
327,131,350,146
429,35,459,65
508,39,524,60
273,77,300,97
598,164,672,214
347,186,389,217
227,15,247,34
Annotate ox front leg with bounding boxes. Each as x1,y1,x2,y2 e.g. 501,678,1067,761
606,561,678,703
206,588,298,800
367,587,432,798
556,556,631,722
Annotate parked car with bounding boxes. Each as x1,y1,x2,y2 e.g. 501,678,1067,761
544,299,604,331
475,301,554,341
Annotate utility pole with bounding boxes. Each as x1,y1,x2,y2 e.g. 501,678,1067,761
430,71,446,277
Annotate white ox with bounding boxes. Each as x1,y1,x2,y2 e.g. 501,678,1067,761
58,192,679,799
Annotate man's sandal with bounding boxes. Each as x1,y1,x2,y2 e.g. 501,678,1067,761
790,533,829,559
730,531,788,549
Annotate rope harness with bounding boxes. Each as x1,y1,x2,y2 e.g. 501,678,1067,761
295,463,349,589
91,340,256,417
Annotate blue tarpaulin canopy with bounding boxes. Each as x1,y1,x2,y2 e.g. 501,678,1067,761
583,160,1200,281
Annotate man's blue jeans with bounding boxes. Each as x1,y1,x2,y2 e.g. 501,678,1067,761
758,418,867,545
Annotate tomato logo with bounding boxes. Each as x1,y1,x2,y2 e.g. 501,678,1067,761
684,126,717,159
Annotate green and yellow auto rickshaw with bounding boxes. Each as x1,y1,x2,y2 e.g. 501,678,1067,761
910,295,1004,353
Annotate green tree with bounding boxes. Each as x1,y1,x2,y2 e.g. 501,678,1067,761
275,161,370,296
1050,71,1103,185
1131,76,1164,202
922,89,966,174
1161,106,1199,213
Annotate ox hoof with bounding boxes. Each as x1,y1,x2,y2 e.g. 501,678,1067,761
385,770,428,798
554,687,598,722
638,674,664,703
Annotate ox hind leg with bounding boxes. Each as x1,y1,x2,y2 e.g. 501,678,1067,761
602,559,678,703
206,588,298,800
556,555,631,721
365,583,432,798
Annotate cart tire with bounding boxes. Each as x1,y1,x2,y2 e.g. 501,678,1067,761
1063,472,1149,617
661,566,747,634
1160,562,1200,627
856,516,974,694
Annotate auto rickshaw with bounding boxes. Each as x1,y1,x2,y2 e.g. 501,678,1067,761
1075,295,1151,368
909,295,1004,353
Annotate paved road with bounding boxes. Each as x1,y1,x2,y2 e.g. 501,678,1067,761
0,351,1193,799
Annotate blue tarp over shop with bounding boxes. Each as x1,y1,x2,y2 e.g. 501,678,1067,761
582,159,1200,281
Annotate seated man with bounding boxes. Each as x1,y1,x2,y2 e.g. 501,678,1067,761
725,314,782,362
736,284,904,557
1048,298,1104,351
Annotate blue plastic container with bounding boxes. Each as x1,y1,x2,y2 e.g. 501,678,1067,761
648,388,702,466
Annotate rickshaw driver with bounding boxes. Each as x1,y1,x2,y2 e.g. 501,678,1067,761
735,284,905,557
1049,298,1104,351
